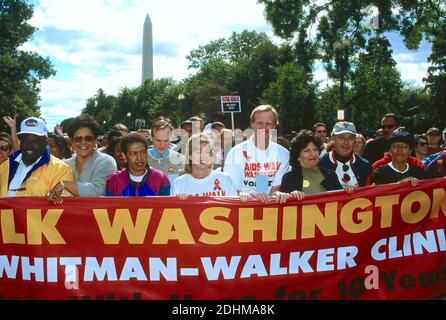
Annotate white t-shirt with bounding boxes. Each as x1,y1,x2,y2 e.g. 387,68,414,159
223,137,290,194
171,171,237,197
129,170,147,183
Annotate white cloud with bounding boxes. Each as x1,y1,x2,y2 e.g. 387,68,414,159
397,62,430,86
24,0,432,131
27,0,270,131
394,53,418,63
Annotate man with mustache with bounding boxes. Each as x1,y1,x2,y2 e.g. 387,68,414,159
0,117,73,196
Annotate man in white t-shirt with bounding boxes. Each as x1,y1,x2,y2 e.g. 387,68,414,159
223,105,290,202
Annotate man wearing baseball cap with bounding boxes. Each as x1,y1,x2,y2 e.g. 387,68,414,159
371,127,426,185
0,117,73,197
319,121,372,188
426,127,444,156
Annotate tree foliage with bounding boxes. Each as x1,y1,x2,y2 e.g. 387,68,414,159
349,36,402,132
263,62,317,132
0,0,55,132
425,17,446,126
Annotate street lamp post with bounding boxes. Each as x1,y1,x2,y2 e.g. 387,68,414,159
333,39,351,120
127,112,132,130
178,93,185,124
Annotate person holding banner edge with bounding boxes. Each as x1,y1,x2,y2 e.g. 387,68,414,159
280,130,349,199
106,133,171,196
171,132,248,201
223,105,290,203
0,117,73,197
371,127,426,185
48,117,117,203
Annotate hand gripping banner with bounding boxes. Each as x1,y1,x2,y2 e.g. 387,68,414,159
0,179,445,300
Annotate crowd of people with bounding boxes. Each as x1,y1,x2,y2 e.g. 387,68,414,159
0,105,445,204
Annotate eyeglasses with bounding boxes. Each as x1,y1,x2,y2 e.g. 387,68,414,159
0,145,10,152
382,124,396,130
342,163,351,183
418,142,427,147
73,135,95,143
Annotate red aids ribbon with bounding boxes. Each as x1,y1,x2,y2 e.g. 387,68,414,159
242,151,252,161
213,179,222,191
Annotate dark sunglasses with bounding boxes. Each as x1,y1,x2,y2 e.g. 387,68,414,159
73,135,95,143
0,145,10,152
382,124,396,130
418,142,427,147
342,164,351,183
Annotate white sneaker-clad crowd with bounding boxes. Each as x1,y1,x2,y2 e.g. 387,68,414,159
0,104,445,204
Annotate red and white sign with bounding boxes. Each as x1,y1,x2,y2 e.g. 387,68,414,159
221,96,241,113
1,179,446,300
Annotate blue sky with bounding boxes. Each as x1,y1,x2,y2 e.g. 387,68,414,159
22,0,432,131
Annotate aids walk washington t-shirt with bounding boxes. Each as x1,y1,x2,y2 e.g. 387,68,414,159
223,137,290,194
170,171,237,197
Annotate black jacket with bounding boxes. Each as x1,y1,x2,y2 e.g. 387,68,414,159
362,137,389,165
280,164,343,193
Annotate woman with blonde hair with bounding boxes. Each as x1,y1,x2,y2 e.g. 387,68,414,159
171,133,247,201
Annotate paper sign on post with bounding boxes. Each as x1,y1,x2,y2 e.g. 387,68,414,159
221,96,241,113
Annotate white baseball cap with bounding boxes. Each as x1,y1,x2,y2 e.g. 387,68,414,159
18,117,48,137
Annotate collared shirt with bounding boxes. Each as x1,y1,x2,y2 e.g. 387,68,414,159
148,148,171,160
388,162,409,174
64,150,117,197
8,154,42,197
147,147,185,182
319,151,372,187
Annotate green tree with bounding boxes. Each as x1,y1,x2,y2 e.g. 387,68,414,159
397,85,433,132
185,30,298,128
349,37,402,132
183,58,233,124
229,41,284,128
82,89,116,129
0,0,55,131
135,78,182,128
187,30,271,69
59,117,75,134
263,62,317,132
259,0,443,49
109,87,137,130
425,18,446,127
258,0,443,85
315,84,350,132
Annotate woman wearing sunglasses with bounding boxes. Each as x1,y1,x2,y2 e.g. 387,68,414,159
0,136,13,164
412,134,428,161
49,118,117,203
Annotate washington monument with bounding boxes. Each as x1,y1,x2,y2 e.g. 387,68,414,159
142,14,153,83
